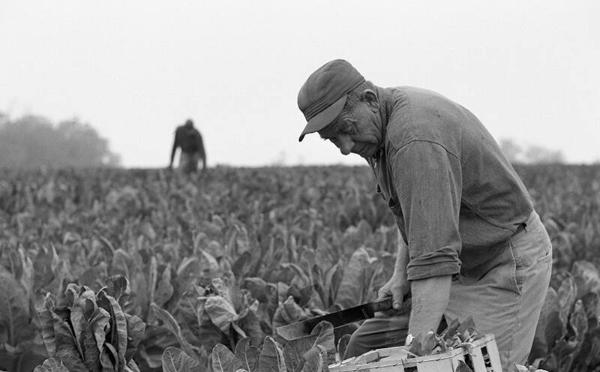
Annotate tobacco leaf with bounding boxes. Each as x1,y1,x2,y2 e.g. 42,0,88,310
235,337,261,372
97,290,128,370
282,321,335,371
257,336,287,372
557,273,578,326
335,247,371,309
154,264,174,307
0,271,33,346
151,303,202,360
572,260,600,298
211,343,244,372
272,296,309,328
337,333,351,360
38,293,58,357
236,305,266,341
300,345,325,372
33,358,70,372
161,346,200,372
125,313,146,362
205,295,238,333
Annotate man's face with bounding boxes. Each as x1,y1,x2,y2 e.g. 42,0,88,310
318,99,381,159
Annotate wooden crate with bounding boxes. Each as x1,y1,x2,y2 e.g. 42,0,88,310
329,334,502,372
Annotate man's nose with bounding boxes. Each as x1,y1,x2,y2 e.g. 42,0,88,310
338,136,353,155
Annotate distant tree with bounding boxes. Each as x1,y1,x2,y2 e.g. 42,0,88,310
56,119,121,167
0,113,121,168
499,138,564,164
499,138,524,163
523,144,565,164
271,150,287,166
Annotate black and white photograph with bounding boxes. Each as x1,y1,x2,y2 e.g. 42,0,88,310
1,1,599,371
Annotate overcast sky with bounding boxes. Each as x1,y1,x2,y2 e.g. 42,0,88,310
1,1,598,167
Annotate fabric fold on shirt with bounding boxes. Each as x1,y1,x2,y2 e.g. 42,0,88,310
370,86,533,281
406,245,461,280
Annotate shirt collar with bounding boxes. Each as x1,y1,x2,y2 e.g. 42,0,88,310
369,86,393,163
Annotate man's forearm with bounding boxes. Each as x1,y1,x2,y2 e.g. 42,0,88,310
170,145,177,166
408,275,451,338
394,231,409,274
200,148,207,169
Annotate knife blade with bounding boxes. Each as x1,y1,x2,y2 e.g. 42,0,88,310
276,295,411,341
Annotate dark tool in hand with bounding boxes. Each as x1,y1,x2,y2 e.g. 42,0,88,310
276,296,411,341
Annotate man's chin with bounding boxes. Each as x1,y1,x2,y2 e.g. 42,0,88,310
352,146,377,158
354,151,375,159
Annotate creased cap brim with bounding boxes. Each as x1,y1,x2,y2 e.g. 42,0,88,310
298,95,347,142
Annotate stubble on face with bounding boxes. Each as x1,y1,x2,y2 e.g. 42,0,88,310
345,104,382,158
318,99,382,159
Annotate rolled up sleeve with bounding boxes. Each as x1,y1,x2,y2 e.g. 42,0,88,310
391,141,462,281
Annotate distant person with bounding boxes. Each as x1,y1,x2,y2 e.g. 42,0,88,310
169,119,207,173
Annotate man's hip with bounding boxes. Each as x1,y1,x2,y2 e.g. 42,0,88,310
178,151,200,173
446,210,552,371
344,211,552,372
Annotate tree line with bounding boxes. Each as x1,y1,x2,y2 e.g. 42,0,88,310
0,112,120,169
499,138,564,164
0,111,565,169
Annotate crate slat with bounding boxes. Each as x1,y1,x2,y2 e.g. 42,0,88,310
329,334,502,372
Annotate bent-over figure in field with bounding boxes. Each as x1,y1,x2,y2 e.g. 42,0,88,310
296,59,552,372
169,119,206,173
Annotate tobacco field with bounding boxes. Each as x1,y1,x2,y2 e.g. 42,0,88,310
0,164,599,372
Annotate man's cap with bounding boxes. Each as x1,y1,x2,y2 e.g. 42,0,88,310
297,59,365,141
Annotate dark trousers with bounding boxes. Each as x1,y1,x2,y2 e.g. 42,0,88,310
344,315,409,359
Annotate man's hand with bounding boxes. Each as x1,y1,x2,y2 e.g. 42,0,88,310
377,272,410,311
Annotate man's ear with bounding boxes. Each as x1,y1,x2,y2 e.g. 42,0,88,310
361,89,379,111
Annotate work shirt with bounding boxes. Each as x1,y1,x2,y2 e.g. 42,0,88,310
172,125,206,156
369,86,533,281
